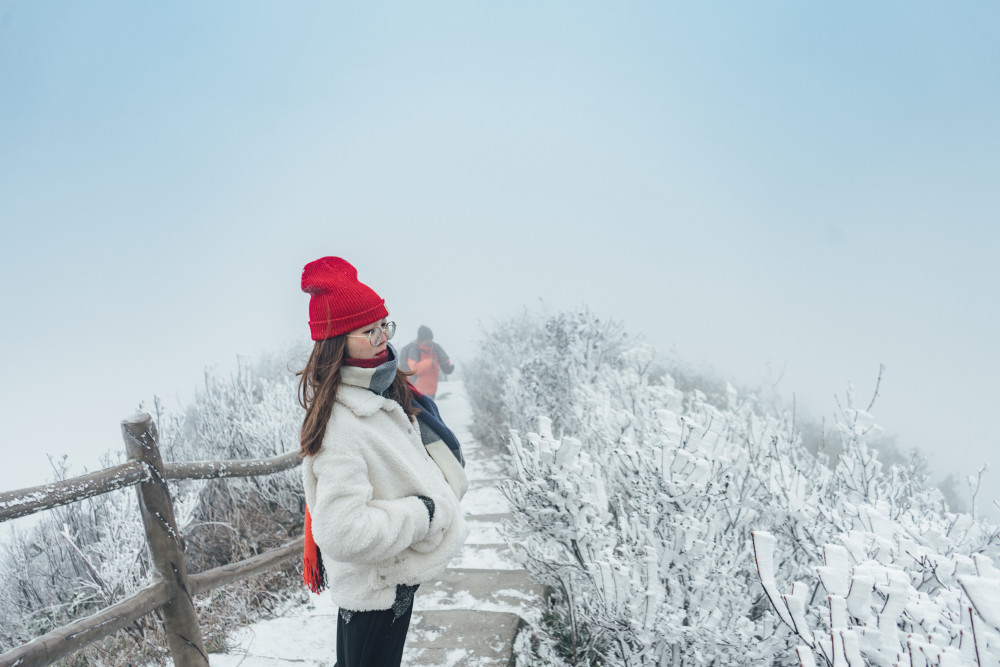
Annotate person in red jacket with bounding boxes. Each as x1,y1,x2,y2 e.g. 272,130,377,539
399,326,454,399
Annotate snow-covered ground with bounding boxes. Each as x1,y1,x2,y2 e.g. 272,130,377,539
204,380,540,667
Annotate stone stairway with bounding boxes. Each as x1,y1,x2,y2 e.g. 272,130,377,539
403,383,545,666
209,382,544,667
403,435,545,667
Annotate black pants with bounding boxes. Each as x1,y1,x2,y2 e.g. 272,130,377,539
335,603,414,667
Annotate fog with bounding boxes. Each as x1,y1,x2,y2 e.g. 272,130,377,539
1,1,998,518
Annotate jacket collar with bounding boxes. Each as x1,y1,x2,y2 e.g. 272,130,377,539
336,383,391,418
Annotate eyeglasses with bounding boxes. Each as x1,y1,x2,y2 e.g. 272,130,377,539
347,321,396,347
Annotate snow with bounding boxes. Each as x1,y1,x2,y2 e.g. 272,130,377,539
959,575,1000,631
459,486,508,517
464,518,504,545
416,587,541,624
449,544,521,570
210,596,338,666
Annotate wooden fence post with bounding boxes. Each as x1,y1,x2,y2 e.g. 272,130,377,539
122,413,209,666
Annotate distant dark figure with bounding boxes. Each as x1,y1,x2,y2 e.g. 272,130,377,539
399,326,454,399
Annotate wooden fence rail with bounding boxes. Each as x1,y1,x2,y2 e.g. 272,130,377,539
0,461,150,522
0,412,303,667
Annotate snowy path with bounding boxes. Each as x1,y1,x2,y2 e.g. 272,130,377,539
206,380,543,667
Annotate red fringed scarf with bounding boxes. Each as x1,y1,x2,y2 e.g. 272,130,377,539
303,505,327,594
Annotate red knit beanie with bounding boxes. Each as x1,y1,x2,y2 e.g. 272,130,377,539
301,257,388,341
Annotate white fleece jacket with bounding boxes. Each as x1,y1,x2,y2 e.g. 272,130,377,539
302,379,469,611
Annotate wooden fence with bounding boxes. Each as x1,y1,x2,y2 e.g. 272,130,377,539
0,412,303,667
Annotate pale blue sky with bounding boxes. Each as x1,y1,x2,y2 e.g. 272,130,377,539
1,1,998,515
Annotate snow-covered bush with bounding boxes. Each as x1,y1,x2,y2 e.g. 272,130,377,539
0,454,153,657
754,507,1000,666
499,374,810,664
465,309,634,452
155,349,306,652
753,393,1000,666
0,347,307,663
163,350,305,576
466,308,999,666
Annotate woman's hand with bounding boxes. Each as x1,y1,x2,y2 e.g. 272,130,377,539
410,493,454,553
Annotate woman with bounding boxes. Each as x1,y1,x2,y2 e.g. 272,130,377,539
297,256,468,667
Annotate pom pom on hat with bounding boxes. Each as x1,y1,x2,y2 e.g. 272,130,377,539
301,257,388,341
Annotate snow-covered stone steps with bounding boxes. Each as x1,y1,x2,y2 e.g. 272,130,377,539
406,380,546,665
405,610,523,667
465,512,513,524
463,453,510,484
461,485,508,517
465,516,507,544
450,544,520,570
416,569,546,616
467,477,509,486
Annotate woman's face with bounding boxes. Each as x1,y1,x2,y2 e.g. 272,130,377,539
345,317,390,360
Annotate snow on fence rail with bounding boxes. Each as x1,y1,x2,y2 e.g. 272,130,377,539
0,412,303,667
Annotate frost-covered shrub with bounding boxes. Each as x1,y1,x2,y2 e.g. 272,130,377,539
499,378,809,665
0,347,307,663
0,454,154,658
467,308,998,666
147,348,306,654
464,308,634,452
753,394,1000,667
754,506,1000,666
470,309,806,664
163,350,305,576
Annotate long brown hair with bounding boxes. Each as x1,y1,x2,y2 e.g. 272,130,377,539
297,337,419,457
